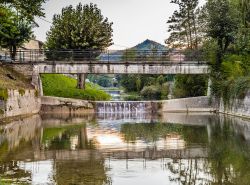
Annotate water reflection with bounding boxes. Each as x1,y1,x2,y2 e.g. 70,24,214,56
0,113,250,184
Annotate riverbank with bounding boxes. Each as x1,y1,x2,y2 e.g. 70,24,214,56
218,91,250,119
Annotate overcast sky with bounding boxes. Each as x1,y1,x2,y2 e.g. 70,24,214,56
34,0,205,49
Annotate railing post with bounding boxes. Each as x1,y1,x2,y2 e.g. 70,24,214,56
108,50,109,63
125,49,127,62
71,50,73,61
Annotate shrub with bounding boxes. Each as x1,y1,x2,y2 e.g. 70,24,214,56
140,85,161,100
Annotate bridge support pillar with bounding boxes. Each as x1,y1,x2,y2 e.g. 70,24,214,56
207,77,212,97
77,74,86,89
31,73,43,96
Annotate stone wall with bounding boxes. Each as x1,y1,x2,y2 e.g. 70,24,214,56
219,92,250,118
6,64,34,77
0,89,41,119
41,96,94,115
161,96,215,112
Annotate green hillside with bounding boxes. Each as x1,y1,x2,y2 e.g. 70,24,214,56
41,74,111,101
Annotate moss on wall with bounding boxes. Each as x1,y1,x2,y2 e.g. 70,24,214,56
18,89,25,96
0,88,8,101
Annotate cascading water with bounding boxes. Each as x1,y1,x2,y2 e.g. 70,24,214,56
95,101,151,122
96,101,147,113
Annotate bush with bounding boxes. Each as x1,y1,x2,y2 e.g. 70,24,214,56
140,85,161,100
161,83,169,99
173,75,208,98
123,95,141,101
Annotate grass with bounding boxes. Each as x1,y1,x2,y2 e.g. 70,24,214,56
42,124,84,142
42,127,67,142
41,74,111,101
0,66,32,90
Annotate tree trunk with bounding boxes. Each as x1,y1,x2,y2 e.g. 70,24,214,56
10,45,17,61
77,74,86,89
192,15,198,49
216,38,223,70
187,11,193,49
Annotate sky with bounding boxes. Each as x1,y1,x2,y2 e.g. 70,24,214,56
34,0,205,49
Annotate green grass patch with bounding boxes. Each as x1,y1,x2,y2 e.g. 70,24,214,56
0,88,8,101
42,127,67,142
41,74,111,101
42,124,84,142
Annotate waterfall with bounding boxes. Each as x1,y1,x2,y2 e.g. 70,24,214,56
96,101,149,114
95,101,153,122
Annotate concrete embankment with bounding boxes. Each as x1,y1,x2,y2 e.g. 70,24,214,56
0,89,41,119
40,96,215,115
40,96,94,115
160,96,215,113
218,91,250,119
1,93,250,119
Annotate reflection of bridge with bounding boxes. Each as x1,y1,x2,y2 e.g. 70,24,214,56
10,148,208,162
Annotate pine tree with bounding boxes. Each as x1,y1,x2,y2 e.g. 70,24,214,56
166,0,200,49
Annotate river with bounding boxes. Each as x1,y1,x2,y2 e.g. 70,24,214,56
0,112,250,184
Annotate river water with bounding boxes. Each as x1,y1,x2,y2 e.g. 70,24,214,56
0,112,250,185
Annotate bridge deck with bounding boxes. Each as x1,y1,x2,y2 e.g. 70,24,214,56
1,49,209,74
32,61,208,74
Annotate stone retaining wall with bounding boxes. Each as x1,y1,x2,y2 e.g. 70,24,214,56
161,96,215,112
41,96,94,115
219,92,250,118
0,89,41,119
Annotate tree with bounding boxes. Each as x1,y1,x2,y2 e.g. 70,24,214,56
166,0,200,49
46,3,113,51
140,85,161,100
0,6,32,59
0,0,46,23
204,0,239,68
173,75,208,98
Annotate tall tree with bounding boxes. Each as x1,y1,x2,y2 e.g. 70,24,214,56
204,0,239,68
46,3,113,50
166,0,200,49
0,6,33,59
0,0,46,22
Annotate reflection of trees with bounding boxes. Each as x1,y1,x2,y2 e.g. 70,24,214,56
0,161,32,184
53,156,111,185
207,118,250,185
166,117,250,184
121,123,183,142
167,158,210,184
42,124,95,150
121,122,208,145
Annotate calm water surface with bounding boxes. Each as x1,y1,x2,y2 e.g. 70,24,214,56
1,113,250,185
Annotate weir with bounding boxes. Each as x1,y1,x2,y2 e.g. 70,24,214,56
95,101,149,113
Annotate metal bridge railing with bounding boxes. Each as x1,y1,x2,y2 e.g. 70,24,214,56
0,49,207,64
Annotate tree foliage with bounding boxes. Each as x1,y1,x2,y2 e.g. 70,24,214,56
204,0,239,68
166,0,201,49
173,75,208,98
46,3,113,50
0,6,32,59
0,0,46,23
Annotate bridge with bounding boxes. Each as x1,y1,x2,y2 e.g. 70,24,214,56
1,49,209,91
